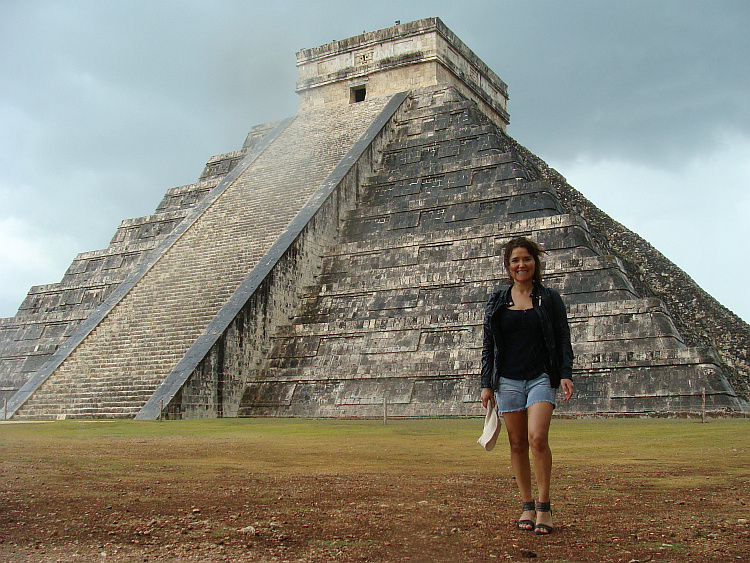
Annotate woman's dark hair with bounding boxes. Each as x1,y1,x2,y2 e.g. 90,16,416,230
503,236,546,285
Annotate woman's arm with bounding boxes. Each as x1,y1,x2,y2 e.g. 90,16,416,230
551,290,574,381
480,295,498,390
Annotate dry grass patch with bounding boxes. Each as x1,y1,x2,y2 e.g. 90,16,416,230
1,417,748,562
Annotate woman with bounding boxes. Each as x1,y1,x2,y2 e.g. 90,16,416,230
480,237,574,535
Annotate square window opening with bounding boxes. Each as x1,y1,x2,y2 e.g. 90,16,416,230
351,86,367,103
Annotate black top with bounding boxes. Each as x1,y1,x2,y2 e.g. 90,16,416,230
491,306,550,380
482,284,574,391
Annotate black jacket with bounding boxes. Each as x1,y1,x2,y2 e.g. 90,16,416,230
481,284,574,391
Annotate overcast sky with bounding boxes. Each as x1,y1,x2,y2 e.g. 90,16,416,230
1,1,748,324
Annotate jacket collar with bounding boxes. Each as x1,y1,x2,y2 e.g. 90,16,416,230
500,283,543,307
501,283,542,303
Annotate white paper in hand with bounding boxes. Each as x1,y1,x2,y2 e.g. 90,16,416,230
477,402,501,451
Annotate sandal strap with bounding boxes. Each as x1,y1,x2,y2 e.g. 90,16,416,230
536,501,551,513
522,501,536,512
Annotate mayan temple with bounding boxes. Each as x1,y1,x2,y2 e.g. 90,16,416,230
1,18,747,420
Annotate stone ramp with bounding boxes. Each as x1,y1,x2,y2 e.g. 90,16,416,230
8,97,393,419
0,122,277,407
236,86,739,417
0,181,218,407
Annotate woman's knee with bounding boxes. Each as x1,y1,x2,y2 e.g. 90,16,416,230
507,433,529,455
526,401,553,453
528,431,549,454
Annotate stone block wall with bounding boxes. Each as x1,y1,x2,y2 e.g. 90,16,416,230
229,86,740,418
296,18,509,128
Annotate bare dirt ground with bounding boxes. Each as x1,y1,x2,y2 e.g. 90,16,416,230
1,418,748,562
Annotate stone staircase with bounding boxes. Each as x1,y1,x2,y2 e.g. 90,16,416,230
0,179,216,406
9,98,392,419
236,86,737,417
0,122,280,408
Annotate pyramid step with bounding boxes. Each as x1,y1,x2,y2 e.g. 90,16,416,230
306,255,630,298
351,177,553,219
325,214,595,256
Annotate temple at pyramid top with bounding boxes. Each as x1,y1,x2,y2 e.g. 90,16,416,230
295,18,510,128
1,18,747,420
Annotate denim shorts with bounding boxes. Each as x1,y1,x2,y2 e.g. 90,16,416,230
495,373,556,413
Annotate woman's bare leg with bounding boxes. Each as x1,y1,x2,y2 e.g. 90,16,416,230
527,401,555,529
503,410,534,528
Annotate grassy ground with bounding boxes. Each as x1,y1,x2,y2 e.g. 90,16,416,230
1,417,749,562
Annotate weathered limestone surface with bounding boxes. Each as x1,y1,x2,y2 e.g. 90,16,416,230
224,86,741,417
0,123,277,407
296,18,509,128
146,94,405,419
8,99,392,419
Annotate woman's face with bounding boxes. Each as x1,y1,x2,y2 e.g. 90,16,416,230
508,246,536,284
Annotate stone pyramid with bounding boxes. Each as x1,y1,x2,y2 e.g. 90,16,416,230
1,18,747,420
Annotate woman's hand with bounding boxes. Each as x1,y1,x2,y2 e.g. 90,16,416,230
481,387,495,408
560,379,574,402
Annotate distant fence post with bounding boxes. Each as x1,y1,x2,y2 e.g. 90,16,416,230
383,397,387,425
702,389,706,423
